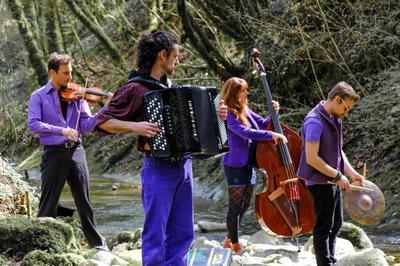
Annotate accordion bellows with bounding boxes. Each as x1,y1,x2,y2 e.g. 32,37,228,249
144,85,229,160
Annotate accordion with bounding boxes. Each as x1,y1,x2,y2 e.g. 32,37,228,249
143,85,229,160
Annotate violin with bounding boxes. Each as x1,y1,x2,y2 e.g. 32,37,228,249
60,82,109,104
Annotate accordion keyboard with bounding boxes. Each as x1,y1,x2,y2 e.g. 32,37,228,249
213,94,228,149
144,93,168,151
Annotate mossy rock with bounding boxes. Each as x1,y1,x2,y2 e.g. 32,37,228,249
0,216,79,258
116,228,142,249
339,222,373,250
20,250,85,266
61,216,85,244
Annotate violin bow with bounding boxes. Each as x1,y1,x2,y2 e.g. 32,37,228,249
73,77,89,132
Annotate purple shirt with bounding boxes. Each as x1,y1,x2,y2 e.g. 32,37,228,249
223,108,273,168
303,116,342,172
28,80,103,145
297,102,344,186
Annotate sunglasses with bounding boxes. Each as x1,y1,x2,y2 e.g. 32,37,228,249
339,97,352,112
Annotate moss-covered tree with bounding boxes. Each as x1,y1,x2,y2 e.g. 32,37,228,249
6,0,48,86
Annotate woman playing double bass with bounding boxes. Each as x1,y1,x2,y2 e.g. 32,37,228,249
220,77,287,253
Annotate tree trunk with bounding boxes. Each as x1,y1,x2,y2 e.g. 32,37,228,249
23,0,47,55
6,0,48,86
45,0,64,53
177,0,245,80
64,0,128,71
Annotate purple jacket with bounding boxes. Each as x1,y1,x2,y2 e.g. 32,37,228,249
28,80,102,145
223,108,273,167
297,103,344,186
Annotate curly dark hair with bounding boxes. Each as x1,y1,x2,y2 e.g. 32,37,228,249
136,30,178,75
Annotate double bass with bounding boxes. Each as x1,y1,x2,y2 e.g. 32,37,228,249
252,49,314,237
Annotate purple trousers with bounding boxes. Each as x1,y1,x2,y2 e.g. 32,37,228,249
141,157,194,266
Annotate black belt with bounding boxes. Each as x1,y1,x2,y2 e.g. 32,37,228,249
143,152,184,162
44,142,81,150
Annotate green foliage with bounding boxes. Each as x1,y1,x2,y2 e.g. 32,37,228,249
20,250,84,266
0,216,79,258
0,102,36,157
181,0,400,105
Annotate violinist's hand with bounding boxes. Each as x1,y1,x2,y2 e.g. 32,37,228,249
104,92,114,109
217,100,228,120
62,127,79,142
272,100,280,113
271,132,287,145
130,121,161,138
336,175,350,190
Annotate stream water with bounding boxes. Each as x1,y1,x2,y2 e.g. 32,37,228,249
29,174,399,259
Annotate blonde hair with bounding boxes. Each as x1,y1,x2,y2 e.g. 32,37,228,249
221,77,249,126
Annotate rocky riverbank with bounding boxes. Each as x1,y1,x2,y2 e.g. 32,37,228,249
1,149,399,265
0,215,397,265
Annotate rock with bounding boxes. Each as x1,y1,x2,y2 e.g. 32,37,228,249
304,236,355,259
79,259,109,266
117,231,135,243
116,228,142,249
112,243,130,253
0,216,79,258
114,249,142,266
385,255,396,264
197,220,226,232
191,236,220,249
90,250,129,265
247,230,285,246
337,248,388,266
231,254,285,266
339,222,373,250
20,250,85,266
247,243,299,261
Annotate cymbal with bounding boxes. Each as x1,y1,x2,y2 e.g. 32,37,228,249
344,180,385,225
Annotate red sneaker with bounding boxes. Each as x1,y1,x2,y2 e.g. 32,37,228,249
222,237,231,248
231,242,244,254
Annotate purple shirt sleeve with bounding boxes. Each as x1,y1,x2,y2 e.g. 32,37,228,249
28,92,64,136
227,112,273,140
77,100,104,133
249,109,271,129
303,117,323,142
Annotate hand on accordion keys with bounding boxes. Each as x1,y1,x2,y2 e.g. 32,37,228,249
131,121,161,138
216,100,228,120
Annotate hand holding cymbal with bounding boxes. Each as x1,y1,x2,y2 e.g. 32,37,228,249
343,163,385,225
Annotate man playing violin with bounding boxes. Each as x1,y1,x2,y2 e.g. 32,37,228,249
28,52,112,250
297,81,365,266
96,30,228,265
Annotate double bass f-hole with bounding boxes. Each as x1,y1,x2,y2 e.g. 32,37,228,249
251,48,315,237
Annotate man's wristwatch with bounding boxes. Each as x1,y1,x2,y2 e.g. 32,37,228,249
333,171,342,182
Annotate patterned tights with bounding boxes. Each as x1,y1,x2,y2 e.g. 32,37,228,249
226,185,254,243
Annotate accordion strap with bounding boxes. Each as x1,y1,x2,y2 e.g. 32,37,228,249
125,76,169,90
